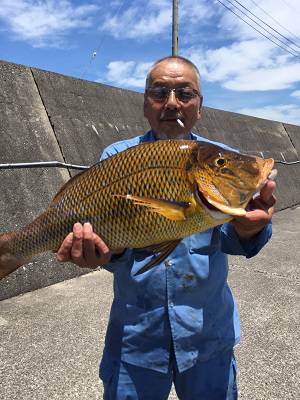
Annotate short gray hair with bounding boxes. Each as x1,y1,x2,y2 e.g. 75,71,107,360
145,55,202,94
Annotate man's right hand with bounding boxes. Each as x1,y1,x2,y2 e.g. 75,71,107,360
56,222,112,269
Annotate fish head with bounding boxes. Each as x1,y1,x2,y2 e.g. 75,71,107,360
186,142,275,217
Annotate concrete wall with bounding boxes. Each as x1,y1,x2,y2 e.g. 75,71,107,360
0,59,299,299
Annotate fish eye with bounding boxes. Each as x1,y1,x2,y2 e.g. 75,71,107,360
215,157,226,167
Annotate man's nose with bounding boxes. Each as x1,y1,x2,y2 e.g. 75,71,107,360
165,89,180,109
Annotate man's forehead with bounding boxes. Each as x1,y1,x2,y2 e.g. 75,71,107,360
149,60,198,84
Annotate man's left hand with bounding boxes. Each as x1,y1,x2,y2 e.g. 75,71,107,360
231,180,276,240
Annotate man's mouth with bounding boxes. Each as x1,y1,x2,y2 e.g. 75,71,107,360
160,115,183,122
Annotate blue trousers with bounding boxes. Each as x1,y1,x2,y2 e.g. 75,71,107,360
100,348,238,400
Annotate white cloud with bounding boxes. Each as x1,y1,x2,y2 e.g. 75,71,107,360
187,40,274,80
186,37,300,92
238,104,300,125
217,0,300,41
181,0,214,23
291,90,300,98
100,0,213,40
224,64,300,91
105,61,152,88
0,0,99,47
101,0,171,39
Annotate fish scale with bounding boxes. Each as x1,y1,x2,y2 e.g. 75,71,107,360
0,139,274,279
7,142,194,255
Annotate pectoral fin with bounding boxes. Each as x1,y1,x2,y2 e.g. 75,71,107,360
134,239,181,275
114,195,194,221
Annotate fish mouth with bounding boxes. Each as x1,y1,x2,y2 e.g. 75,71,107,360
195,167,277,219
195,183,247,218
195,187,235,220
268,169,277,181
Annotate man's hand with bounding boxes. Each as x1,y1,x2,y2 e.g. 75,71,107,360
231,180,276,240
56,222,112,268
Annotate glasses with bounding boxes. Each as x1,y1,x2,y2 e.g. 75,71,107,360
146,86,200,103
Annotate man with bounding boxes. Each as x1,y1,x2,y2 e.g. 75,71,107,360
57,56,276,399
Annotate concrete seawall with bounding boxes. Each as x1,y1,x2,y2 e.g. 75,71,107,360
1,59,299,299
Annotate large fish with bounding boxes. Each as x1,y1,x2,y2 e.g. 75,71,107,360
0,140,274,279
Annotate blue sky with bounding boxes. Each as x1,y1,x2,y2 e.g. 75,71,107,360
1,0,300,125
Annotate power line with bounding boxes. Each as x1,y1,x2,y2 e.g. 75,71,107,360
215,0,300,58
247,0,300,44
233,0,300,51
224,0,300,56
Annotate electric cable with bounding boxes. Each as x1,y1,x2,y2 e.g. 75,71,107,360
231,0,300,51
247,0,300,44
215,0,300,58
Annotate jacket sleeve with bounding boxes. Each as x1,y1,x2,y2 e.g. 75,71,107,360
219,222,272,258
101,249,133,273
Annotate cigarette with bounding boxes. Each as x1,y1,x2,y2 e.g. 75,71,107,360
177,118,185,128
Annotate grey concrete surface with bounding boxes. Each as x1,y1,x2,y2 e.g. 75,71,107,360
31,68,149,172
1,58,300,298
0,61,89,300
0,207,299,400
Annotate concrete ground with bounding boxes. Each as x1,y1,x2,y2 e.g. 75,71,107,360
0,207,299,400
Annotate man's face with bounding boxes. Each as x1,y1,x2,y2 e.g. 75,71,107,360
144,60,202,139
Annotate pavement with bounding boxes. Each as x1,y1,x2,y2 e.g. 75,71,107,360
0,207,299,400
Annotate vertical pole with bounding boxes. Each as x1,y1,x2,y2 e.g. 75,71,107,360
172,0,179,55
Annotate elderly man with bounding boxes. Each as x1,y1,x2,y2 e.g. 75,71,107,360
57,56,275,400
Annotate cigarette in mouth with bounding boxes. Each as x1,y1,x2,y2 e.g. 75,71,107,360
176,118,185,128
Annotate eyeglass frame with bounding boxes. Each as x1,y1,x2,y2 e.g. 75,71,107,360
145,86,202,103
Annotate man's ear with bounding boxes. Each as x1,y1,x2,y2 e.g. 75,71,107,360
197,96,203,120
143,94,149,118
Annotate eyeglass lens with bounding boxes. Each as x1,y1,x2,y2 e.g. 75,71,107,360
148,87,198,102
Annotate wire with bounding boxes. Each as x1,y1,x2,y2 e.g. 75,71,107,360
232,0,300,51
220,0,300,56
274,160,300,165
0,161,90,170
247,0,300,45
0,159,299,171
80,0,126,79
215,0,300,58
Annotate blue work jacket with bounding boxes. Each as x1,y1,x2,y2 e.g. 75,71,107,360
100,131,272,373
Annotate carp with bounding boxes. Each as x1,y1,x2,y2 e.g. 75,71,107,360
0,140,274,278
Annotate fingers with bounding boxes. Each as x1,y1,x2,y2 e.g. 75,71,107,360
258,180,276,207
56,232,74,262
231,180,277,240
93,233,112,264
56,222,112,268
71,222,84,264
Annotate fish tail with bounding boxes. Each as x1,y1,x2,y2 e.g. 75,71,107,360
0,232,27,279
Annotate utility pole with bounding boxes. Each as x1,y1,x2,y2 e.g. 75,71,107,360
172,0,179,55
